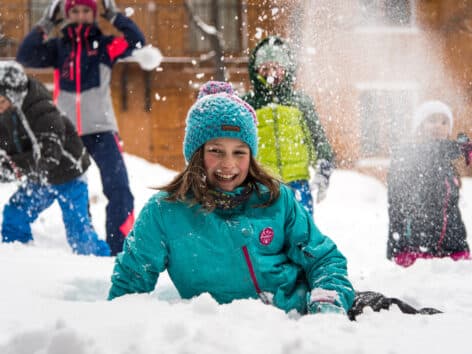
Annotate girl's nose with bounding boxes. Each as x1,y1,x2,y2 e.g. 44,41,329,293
221,156,235,169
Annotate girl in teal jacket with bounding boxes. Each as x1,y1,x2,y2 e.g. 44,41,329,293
108,81,354,315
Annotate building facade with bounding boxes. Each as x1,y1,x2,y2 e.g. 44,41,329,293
1,0,471,176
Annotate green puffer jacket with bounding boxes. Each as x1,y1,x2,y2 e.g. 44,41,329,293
108,184,354,314
242,36,334,182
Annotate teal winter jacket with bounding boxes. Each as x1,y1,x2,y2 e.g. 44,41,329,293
108,184,354,313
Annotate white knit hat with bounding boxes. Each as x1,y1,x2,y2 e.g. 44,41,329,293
0,60,28,107
412,100,453,134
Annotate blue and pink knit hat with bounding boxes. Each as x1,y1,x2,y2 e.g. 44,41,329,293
183,81,258,162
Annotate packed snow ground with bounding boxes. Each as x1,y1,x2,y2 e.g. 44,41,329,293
1,154,471,354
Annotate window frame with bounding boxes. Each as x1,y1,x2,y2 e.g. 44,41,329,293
186,0,243,55
355,0,417,33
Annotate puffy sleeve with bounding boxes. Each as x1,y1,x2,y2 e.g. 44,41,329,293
106,13,146,63
295,93,334,165
108,194,168,300
16,27,58,68
386,147,412,259
281,185,354,311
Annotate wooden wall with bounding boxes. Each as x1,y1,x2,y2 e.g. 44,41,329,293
1,0,292,171
2,0,471,175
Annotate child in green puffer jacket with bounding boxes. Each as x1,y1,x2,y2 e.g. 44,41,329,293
242,36,335,216
108,81,354,315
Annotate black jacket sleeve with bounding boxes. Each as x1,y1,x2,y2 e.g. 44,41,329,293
386,150,411,259
10,79,65,179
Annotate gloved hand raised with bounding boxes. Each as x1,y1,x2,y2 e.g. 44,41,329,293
311,159,333,203
457,132,472,165
36,0,63,34
101,0,119,23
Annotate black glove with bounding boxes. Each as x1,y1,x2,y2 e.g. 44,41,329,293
457,133,472,165
36,0,63,34
101,0,119,23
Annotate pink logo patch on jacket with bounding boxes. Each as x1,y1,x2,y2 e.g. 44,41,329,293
259,227,274,245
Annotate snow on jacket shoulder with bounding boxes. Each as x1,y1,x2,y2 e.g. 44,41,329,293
108,183,354,314
0,77,90,184
16,14,145,135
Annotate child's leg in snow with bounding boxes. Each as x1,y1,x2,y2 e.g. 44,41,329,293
287,180,314,216
2,183,56,243
81,132,134,256
55,178,110,256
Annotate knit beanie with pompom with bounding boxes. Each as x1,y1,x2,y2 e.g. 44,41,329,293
183,81,258,162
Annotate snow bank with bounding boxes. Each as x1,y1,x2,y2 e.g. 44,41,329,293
1,155,471,354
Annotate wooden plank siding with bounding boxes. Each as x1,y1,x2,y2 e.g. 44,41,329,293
1,0,291,171
1,0,471,176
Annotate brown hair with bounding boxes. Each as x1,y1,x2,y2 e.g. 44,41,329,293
160,147,280,211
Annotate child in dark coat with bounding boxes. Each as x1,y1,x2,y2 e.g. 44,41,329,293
0,60,109,256
387,100,471,267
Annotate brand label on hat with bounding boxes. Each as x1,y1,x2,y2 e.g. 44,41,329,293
259,227,274,245
221,125,240,132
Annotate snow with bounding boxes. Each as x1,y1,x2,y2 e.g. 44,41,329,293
1,155,472,354
120,45,163,71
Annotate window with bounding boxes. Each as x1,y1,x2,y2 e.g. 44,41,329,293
359,0,413,27
187,0,241,53
359,88,415,157
30,0,51,27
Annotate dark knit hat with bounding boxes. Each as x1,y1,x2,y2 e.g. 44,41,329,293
65,0,98,18
183,81,258,162
0,61,28,107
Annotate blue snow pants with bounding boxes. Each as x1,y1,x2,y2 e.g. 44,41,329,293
1,178,110,256
288,180,314,216
81,132,134,256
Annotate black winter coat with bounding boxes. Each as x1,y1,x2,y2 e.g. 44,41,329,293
0,77,90,185
387,140,469,259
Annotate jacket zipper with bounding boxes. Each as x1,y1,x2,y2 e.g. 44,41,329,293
74,25,83,135
241,245,270,304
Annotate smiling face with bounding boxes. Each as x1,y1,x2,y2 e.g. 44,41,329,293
203,138,251,192
417,113,451,141
0,95,12,114
68,5,95,24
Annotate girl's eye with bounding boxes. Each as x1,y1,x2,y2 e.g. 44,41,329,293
208,148,222,154
234,150,248,156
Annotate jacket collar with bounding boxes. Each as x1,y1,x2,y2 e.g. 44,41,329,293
62,22,101,40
